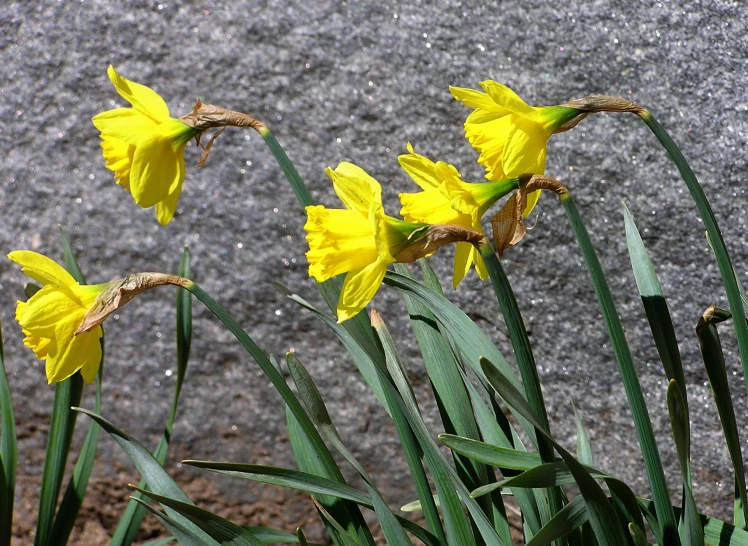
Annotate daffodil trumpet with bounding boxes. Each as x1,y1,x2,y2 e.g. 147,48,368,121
304,162,486,322
9,250,191,384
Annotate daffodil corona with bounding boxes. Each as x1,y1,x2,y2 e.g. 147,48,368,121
92,66,200,225
9,251,106,384
398,144,517,288
450,80,584,216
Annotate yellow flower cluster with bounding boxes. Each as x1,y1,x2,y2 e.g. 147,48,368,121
10,67,584,383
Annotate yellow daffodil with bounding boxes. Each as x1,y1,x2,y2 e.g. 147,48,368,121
92,66,200,225
398,144,517,288
9,251,106,384
450,80,584,216
305,163,425,322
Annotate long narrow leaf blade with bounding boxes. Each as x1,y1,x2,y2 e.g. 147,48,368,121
696,308,748,529
75,409,219,545
133,486,265,546
0,320,16,546
558,189,678,542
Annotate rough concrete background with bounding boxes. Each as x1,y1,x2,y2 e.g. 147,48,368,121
2,0,748,540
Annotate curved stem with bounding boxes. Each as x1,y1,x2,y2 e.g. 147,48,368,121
638,111,748,399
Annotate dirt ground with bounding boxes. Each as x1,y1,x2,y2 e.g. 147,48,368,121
9,410,524,545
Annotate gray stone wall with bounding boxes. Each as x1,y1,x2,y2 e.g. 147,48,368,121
2,0,747,533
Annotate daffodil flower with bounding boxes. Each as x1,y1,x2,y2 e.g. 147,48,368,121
398,144,517,288
305,162,485,322
9,251,106,384
450,80,584,216
92,66,200,225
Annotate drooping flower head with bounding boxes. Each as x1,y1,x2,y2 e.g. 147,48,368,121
9,251,106,384
305,162,485,322
92,66,200,225
9,251,193,385
398,144,517,288
450,80,584,216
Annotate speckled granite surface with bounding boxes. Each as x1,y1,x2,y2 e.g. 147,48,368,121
2,0,747,532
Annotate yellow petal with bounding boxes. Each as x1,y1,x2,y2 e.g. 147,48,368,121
92,108,159,147
501,116,549,178
450,85,508,114
452,241,473,289
473,248,489,281
76,328,104,384
154,159,186,225
480,80,537,118
399,189,462,225
522,189,542,217
369,200,397,263
464,115,513,181
45,325,102,384
337,260,388,323
129,134,185,208
100,135,134,190
16,287,83,338
8,250,77,288
398,146,441,191
107,65,171,122
326,163,381,213
23,330,53,360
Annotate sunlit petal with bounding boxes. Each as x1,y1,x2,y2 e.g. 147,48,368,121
337,261,388,323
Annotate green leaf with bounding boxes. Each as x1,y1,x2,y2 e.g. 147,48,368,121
666,380,703,545
286,353,412,546
244,526,313,545
395,262,508,542
623,202,687,414
75,409,219,545
557,190,678,543
183,462,444,546
133,486,265,545
439,434,542,471
0,320,16,546
141,538,177,546
480,357,628,546
382,271,536,444
131,498,210,546
111,247,194,546
279,286,442,542
49,348,104,545
639,113,748,429
571,402,593,466
479,246,565,536
696,308,748,530
372,313,507,546
525,495,587,546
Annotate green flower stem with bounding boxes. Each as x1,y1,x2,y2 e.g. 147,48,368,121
258,126,314,208
638,111,748,399
479,245,564,535
557,190,679,544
